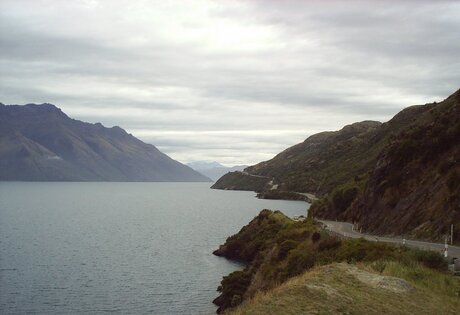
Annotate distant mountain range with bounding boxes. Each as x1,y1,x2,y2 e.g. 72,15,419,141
187,161,246,181
0,103,210,182
212,89,460,241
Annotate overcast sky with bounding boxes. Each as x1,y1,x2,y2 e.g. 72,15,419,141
1,0,459,165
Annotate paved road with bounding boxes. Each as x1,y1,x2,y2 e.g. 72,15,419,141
319,220,460,259
294,192,318,202
240,171,272,179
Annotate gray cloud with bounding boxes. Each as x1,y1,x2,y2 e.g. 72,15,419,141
1,0,459,165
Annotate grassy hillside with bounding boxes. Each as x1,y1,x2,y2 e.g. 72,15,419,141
229,262,460,315
246,121,383,195
214,121,383,195
213,210,451,313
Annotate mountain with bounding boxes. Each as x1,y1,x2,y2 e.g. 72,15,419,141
0,103,211,182
212,89,460,241
187,161,225,170
310,89,460,241
212,120,383,194
187,161,247,181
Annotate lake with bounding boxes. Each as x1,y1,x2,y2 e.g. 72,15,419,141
0,182,309,314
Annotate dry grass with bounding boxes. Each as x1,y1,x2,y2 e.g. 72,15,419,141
228,262,460,315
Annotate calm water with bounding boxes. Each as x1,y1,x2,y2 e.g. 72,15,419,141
0,182,309,315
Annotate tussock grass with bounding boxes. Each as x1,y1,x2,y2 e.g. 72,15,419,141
377,260,460,298
229,262,460,315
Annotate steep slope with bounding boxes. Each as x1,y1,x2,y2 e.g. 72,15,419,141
247,121,383,195
212,121,383,195
0,103,210,182
311,89,460,241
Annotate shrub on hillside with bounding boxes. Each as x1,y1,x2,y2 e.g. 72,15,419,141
286,249,316,278
331,183,359,211
411,249,446,270
311,231,321,243
277,240,300,260
446,171,460,193
336,238,398,263
215,270,252,311
317,237,341,251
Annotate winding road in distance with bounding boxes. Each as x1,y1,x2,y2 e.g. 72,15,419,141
319,220,460,258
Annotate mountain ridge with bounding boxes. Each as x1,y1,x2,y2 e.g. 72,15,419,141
212,120,383,195
0,103,211,182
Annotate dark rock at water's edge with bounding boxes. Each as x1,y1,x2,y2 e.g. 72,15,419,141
211,171,271,191
0,103,211,182
257,190,313,203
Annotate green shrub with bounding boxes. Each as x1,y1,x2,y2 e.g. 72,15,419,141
336,239,398,263
331,183,359,211
276,221,313,244
311,232,321,243
446,171,460,193
317,237,341,251
278,240,299,260
216,270,253,311
219,270,252,294
411,249,446,270
286,249,316,277
336,239,366,262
